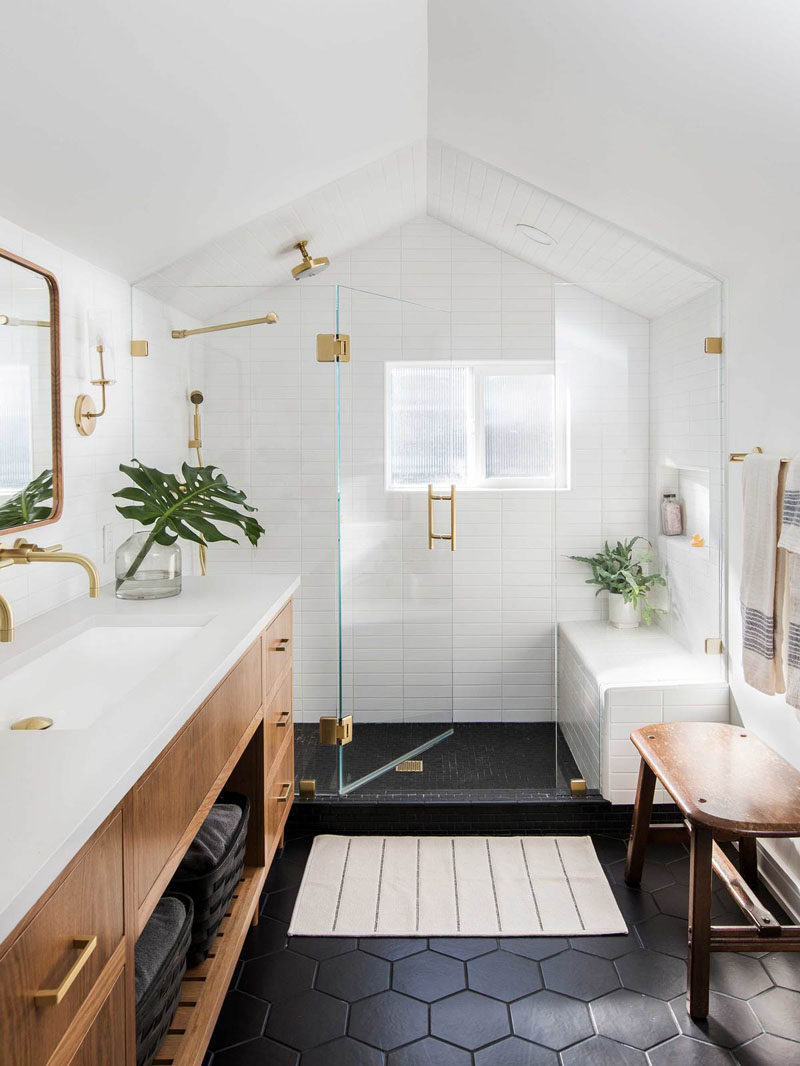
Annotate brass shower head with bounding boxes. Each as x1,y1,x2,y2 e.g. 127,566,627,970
189,390,204,405
292,240,330,281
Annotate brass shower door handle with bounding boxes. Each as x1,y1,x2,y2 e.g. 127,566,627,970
427,484,456,551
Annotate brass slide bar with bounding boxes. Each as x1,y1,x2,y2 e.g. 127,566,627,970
0,314,50,327
171,311,279,339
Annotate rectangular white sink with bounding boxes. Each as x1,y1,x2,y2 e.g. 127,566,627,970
0,623,206,730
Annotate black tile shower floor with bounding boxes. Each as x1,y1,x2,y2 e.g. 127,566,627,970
295,722,584,800
203,832,800,1065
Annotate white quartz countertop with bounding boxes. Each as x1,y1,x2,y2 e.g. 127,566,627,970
0,574,299,946
558,620,725,691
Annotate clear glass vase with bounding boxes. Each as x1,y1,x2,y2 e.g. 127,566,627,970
115,531,182,600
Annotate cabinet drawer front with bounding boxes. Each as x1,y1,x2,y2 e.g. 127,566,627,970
266,600,293,697
266,671,293,768
0,814,124,1066
134,639,263,910
267,741,294,850
65,970,127,1066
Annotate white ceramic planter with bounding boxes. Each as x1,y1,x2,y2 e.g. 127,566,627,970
608,592,640,629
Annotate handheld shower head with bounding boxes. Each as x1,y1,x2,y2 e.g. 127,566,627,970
292,240,330,281
189,390,204,405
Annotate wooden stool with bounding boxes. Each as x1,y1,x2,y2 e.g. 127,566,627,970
623,721,800,1019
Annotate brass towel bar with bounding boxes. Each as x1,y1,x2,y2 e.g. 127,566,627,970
729,447,794,464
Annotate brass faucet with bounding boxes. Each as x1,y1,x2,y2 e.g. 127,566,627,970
0,539,101,643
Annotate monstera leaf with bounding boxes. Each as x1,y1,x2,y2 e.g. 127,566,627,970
0,469,54,530
113,460,265,578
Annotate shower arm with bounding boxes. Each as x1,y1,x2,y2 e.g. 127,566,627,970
171,311,278,339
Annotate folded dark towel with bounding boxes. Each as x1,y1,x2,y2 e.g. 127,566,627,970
178,803,242,876
135,896,187,1004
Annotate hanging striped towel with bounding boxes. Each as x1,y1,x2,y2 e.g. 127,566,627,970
777,458,800,709
741,453,783,694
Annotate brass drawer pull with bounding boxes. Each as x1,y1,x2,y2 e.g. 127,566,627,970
34,934,97,1006
276,782,291,803
276,709,291,727
272,638,290,652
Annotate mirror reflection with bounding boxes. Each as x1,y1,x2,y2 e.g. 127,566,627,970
0,253,58,532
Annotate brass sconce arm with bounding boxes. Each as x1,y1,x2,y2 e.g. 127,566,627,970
0,591,12,643
75,344,115,436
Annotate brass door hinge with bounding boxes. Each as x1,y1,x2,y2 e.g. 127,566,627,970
705,637,725,654
570,778,587,797
130,339,149,357
299,779,316,800
320,715,354,745
704,337,723,355
317,333,350,362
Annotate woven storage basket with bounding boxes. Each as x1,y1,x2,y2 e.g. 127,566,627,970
135,893,193,1066
168,790,250,966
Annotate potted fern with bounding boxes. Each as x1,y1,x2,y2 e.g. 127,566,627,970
113,461,265,599
569,537,665,629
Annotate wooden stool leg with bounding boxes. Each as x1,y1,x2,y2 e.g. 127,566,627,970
687,824,714,1019
739,837,759,889
625,759,657,886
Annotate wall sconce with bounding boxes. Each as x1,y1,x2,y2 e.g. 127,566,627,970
75,319,115,436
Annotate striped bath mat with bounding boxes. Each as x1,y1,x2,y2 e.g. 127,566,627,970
288,835,626,937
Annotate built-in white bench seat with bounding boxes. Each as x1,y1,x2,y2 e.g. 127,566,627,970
558,621,729,804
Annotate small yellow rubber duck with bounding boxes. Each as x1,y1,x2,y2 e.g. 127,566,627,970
691,534,705,547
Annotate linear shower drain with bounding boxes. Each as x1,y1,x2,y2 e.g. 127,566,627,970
396,760,423,772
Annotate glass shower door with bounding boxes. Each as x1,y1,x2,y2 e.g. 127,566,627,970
334,285,457,795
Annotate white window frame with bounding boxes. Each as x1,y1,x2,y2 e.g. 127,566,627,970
384,360,570,492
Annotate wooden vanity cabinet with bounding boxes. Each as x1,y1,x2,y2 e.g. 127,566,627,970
0,597,295,1066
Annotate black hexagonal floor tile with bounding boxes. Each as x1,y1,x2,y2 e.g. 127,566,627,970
265,855,304,893
208,990,268,1050
762,951,800,992
733,1032,800,1065
670,990,761,1048
511,990,594,1050
591,988,677,1049
609,858,675,892
261,887,299,923
388,1037,471,1065
430,989,511,1050
474,1036,558,1065
709,954,771,999
266,989,348,1050
636,913,689,958
349,990,428,1051
648,1036,735,1064
238,948,316,1002
360,937,427,961
430,937,497,960
653,883,725,921
212,1037,299,1066
610,883,659,924
590,835,629,865
301,1036,384,1065
560,1035,647,1065
241,917,289,959
616,948,686,1000
393,949,466,1002
501,937,568,961
290,936,358,961
749,985,800,1041
570,931,641,959
315,950,391,1001
541,949,619,1000
468,949,542,1001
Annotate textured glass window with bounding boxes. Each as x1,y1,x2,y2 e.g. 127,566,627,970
484,372,554,479
388,366,467,486
0,365,32,490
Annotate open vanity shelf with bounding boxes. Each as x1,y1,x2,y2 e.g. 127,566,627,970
0,591,295,1066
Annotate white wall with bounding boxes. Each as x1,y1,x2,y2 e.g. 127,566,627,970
0,213,194,626
194,216,651,729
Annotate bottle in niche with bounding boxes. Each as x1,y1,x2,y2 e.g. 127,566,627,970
661,493,683,537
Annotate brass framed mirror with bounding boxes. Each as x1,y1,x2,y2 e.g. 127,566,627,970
0,248,62,535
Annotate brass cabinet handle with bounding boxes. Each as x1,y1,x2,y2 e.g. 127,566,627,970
272,638,289,652
427,484,456,552
34,935,97,1006
276,782,291,803
275,709,291,727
